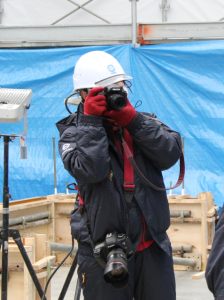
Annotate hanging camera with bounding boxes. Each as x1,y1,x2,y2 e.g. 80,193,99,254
93,232,133,288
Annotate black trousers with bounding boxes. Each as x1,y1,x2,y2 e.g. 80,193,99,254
77,242,176,300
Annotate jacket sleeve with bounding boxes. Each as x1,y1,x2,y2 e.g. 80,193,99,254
205,209,224,299
127,112,182,170
58,114,110,184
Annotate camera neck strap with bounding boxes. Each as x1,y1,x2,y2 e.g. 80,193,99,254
121,129,185,192
122,129,135,203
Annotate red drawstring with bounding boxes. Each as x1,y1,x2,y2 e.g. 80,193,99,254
136,217,154,252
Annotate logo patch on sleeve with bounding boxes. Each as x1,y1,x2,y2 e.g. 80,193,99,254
62,143,71,151
62,143,73,156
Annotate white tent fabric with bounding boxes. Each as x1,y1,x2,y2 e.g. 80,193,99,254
1,0,224,26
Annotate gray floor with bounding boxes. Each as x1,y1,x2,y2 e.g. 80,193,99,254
51,267,214,300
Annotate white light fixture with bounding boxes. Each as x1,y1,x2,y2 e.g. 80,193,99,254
0,88,32,123
0,88,32,159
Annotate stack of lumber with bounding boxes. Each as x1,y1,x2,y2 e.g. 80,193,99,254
168,192,217,271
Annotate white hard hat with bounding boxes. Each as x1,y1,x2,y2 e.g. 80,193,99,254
73,51,132,91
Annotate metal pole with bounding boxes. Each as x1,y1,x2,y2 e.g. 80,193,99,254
0,211,50,228
170,210,191,218
0,0,3,24
0,135,44,300
129,0,139,47
50,242,77,255
160,0,170,23
1,136,10,300
173,256,196,267
52,137,58,194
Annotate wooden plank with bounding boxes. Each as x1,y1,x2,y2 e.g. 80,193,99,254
192,271,205,280
36,271,48,280
169,223,202,251
33,256,56,271
9,197,48,206
50,201,56,243
35,234,48,261
8,200,52,212
47,194,76,203
168,198,202,204
34,234,51,300
0,243,33,299
54,201,74,263
199,193,209,270
174,194,193,199
8,272,25,299
168,192,217,272
23,237,36,300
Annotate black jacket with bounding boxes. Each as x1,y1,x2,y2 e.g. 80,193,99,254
56,105,182,254
205,209,224,299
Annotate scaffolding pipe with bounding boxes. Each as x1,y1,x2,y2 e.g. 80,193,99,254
68,0,110,24
14,219,50,230
170,210,191,218
160,0,170,22
50,242,77,256
129,0,139,46
52,0,95,25
0,211,50,228
173,256,197,267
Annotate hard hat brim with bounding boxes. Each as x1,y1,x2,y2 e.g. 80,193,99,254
95,74,132,88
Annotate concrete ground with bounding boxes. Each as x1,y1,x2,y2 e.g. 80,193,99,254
51,267,214,300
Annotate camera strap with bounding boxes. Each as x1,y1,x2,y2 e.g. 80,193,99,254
122,129,135,204
122,129,185,192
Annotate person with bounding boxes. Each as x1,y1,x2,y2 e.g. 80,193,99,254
56,50,182,300
205,208,224,299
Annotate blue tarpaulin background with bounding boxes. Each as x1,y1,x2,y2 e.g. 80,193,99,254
0,41,224,207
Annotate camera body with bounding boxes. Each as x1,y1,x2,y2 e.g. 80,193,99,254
93,232,130,260
103,87,127,110
93,232,133,287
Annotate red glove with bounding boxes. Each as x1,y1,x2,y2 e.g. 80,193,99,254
84,87,107,116
104,99,137,127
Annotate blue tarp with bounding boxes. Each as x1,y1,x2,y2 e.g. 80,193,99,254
1,41,224,207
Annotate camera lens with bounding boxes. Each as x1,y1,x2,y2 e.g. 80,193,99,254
104,87,127,111
108,94,126,110
103,248,129,288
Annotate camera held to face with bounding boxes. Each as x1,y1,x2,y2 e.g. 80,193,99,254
103,87,127,111
93,232,133,288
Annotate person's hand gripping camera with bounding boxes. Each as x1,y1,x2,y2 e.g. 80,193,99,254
104,99,136,127
84,87,107,116
84,86,137,127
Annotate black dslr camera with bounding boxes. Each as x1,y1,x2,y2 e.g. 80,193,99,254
93,232,133,288
103,87,127,111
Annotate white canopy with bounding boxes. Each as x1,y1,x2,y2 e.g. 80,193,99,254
1,0,224,47
1,0,224,26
